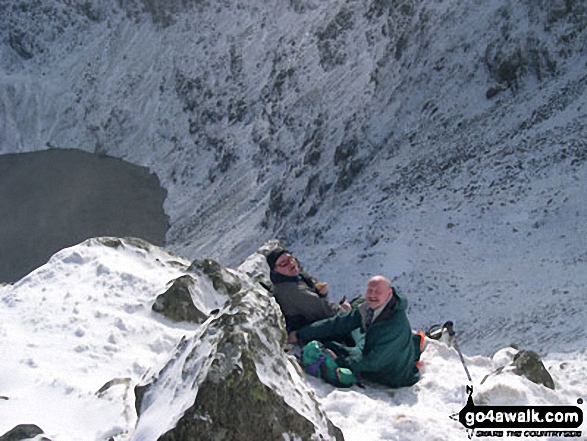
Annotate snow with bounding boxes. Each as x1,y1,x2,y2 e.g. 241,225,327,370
0,239,193,440
1,239,585,440
1,0,587,439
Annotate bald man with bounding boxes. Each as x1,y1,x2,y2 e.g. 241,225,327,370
290,275,423,388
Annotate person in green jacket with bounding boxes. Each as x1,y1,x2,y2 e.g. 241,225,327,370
288,275,423,388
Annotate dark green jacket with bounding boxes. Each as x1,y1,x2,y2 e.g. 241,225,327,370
297,290,421,388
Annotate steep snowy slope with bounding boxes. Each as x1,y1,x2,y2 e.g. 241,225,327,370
1,239,584,440
1,0,586,355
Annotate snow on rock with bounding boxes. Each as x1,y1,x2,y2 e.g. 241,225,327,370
133,248,344,440
1,0,587,361
0,238,586,440
0,239,344,440
0,237,194,440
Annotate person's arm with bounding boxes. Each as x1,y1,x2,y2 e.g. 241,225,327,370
337,319,415,376
336,335,396,373
290,286,342,322
296,309,360,343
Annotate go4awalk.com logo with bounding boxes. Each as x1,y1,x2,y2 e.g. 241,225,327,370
451,386,584,439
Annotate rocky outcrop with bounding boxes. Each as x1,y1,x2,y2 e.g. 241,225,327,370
481,347,555,390
187,258,242,297
151,255,246,323
0,424,48,441
134,248,344,440
152,275,209,324
513,350,555,390
155,349,342,441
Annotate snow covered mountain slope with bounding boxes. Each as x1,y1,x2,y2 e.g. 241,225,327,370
0,239,585,440
1,0,586,357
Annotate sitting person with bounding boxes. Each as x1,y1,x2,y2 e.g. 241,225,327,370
288,275,424,388
266,248,351,333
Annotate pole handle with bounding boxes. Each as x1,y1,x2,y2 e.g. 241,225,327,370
444,320,455,336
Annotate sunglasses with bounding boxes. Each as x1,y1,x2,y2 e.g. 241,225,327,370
275,255,296,268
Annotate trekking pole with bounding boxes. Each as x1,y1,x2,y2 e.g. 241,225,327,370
444,321,472,384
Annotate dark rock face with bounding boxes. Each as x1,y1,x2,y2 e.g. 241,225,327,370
0,149,168,283
513,350,555,390
135,250,344,440
481,348,556,390
152,275,208,324
0,424,47,441
188,258,242,297
159,354,342,441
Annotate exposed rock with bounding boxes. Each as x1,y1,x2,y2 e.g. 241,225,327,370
513,349,555,390
0,424,47,441
481,348,555,390
316,7,355,71
265,182,297,229
240,239,284,293
7,30,33,60
152,275,208,324
485,84,508,99
188,258,242,297
96,237,125,248
118,0,208,27
134,249,344,440
158,351,342,441
96,236,156,252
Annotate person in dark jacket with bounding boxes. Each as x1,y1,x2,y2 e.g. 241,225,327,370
266,248,351,332
288,275,423,388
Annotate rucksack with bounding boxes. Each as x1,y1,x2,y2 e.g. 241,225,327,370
300,340,358,388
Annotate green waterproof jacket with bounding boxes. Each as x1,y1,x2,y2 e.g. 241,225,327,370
296,290,421,388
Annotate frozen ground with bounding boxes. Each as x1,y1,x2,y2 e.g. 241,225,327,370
0,239,585,440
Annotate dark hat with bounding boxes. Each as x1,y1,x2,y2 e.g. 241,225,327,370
266,248,288,270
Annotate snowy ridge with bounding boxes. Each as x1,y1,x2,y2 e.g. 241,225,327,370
1,1,587,438
0,238,194,439
1,238,586,440
134,250,339,440
1,0,585,356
